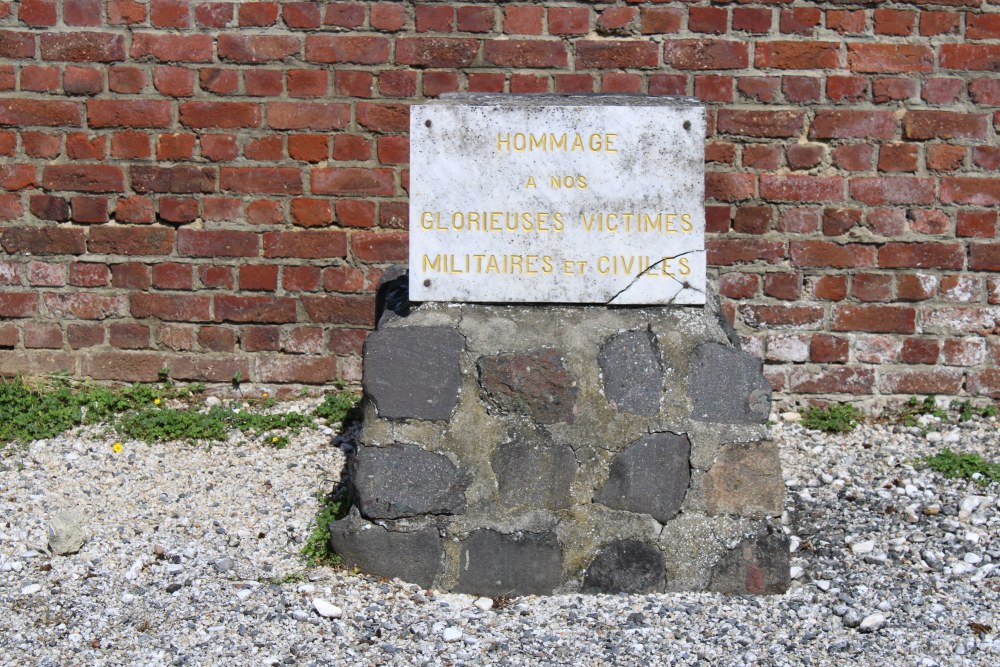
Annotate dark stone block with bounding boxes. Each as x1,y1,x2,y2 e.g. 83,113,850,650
352,443,468,519
598,329,662,416
707,532,790,595
582,539,666,594
478,348,577,424
594,433,690,523
363,326,464,420
329,512,443,589
492,429,576,510
687,342,771,424
455,530,562,597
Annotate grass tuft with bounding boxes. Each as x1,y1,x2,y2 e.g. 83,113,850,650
800,402,861,433
918,449,1000,487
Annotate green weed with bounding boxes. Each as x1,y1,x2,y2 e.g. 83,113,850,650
898,395,947,427
918,449,1000,487
950,400,998,423
314,391,362,425
800,403,862,433
301,486,353,566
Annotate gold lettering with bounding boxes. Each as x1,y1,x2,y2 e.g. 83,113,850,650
681,213,693,232
496,133,510,152
606,133,618,152
512,133,526,152
541,256,554,274
571,134,584,151
528,134,546,151
550,133,567,151
422,254,442,272
525,176,536,189
679,257,691,276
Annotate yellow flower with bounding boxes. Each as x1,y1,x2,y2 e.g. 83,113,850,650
262,392,269,398
271,436,279,443
154,398,161,405
112,442,123,453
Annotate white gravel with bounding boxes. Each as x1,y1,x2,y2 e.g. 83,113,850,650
0,405,997,666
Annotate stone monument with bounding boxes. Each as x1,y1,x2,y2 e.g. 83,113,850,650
330,95,789,595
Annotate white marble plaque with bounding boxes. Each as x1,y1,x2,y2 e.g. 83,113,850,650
409,95,705,305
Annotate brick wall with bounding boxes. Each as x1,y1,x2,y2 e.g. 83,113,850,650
0,1,998,406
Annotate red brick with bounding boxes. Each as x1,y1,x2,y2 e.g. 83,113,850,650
71,195,108,224
197,326,235,352
245,200,283,226
0,324,20,348
257,356,337,384
287,70,327,98
737,77,779,103
284,327,325,355
177,229,257,258
42,164,124,193
286,134,327,163
81,351,168,382
908,210,950,236
291,199,333,228
940,275,982,303
199,68,239,95
352,231,407,262
756,41,839,69
131,166,216,194
0,99,80,127
26,260,64,286
761,175,842,203
356,103,409,132
0,164,37,191
717,109,804,138
218,34,299,64
215,295,296,324
813,275,848,302
822,208,861,237
330,328,367,356
301,295,375,326
719,272,760,299
334,70,373,97
967,13,1000,39
89,226,173,256
0,292,38,318
832,305,916,334
879,369,964,396
665,40,748,70
180,102,261,129
791,241,876,269
896,273,938,302
371,3,406,31
423,70,460,97
729,206,769,235
810,334,849,363
782,76,821,103
323,2,365,28
790,366,875,394
707,239,785,266
973,146,1000,171
641,7,681,34
131,293,212,321
705,173,755,202
920,11,960,36
157,197,197,224
65,133,104,161
457,5,493,33
156,133,196,160
151,262,193,290
732,8,771,33
705,142,735,165
88,99,171,128
878,144,918,173
242,325,280,352
18,0,56,26
780,8,821,35
27,195,68,223
469,72,507,93
193,2,232,28
969,78,1000,105
832,144,874,172
483,40,567,69
262,230,348,259
873,77,917,104
926,144,967,172
874,9,915,36
904,111,989,140
132,34,213,62
283,2,321,29
416,4,452,32
63,66,104,95
739,304,825,329
941,178,1000,206
554,74,593,93
810,110,896,140
312,168,394,196
150,0,189,28
850,177,935,206
957,210,996,238
694,76,731,102
239,264,279,292
852,273,892,302
40,32,125,62
283,266,322,292
690,7,727,34
69,262,109,287
970,244,1000,272
764,272,801,300
157,324,196,351
113,196,154,224
198,265,233,290
333,135,372,162
967,370,1000,399
878,243,963,270
21,65,60,92
323,266,365,292
220,167,302,195
787,144,825,170
337,200,376,228
827,10,865,35
244,70,283,97
239,2,279,27
24,322,62,349
826,75,867,103
504,6,543,35
397,37,479,67
900,338,940,364
107,264,148,291
110,322,150,349
848,44,933,73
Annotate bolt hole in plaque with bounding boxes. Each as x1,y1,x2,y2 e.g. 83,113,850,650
409,94,706,305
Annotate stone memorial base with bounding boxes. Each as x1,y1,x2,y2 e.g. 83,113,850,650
330,291,789,595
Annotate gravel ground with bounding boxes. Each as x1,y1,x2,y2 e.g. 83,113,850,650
0,403,997,667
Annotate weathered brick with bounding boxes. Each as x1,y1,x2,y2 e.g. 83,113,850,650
131,293,212,321
177,229,258,258
810,110,896,140
665,40,748,70
756,41,839,69
832,305,916,334
41,32,125,62
848,44,933,73
717,110,804,138
263,230,348,259
215,295,297,323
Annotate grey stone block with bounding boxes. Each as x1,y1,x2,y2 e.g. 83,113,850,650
594,433,691,523
492,429,576,510
707,532,790,595
598,329,663,417
352,443,468,519
329,512,443,589
688,342,771,424
363,326,464,421
455,530,562,597
478,349,578,424
582,539,666,594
